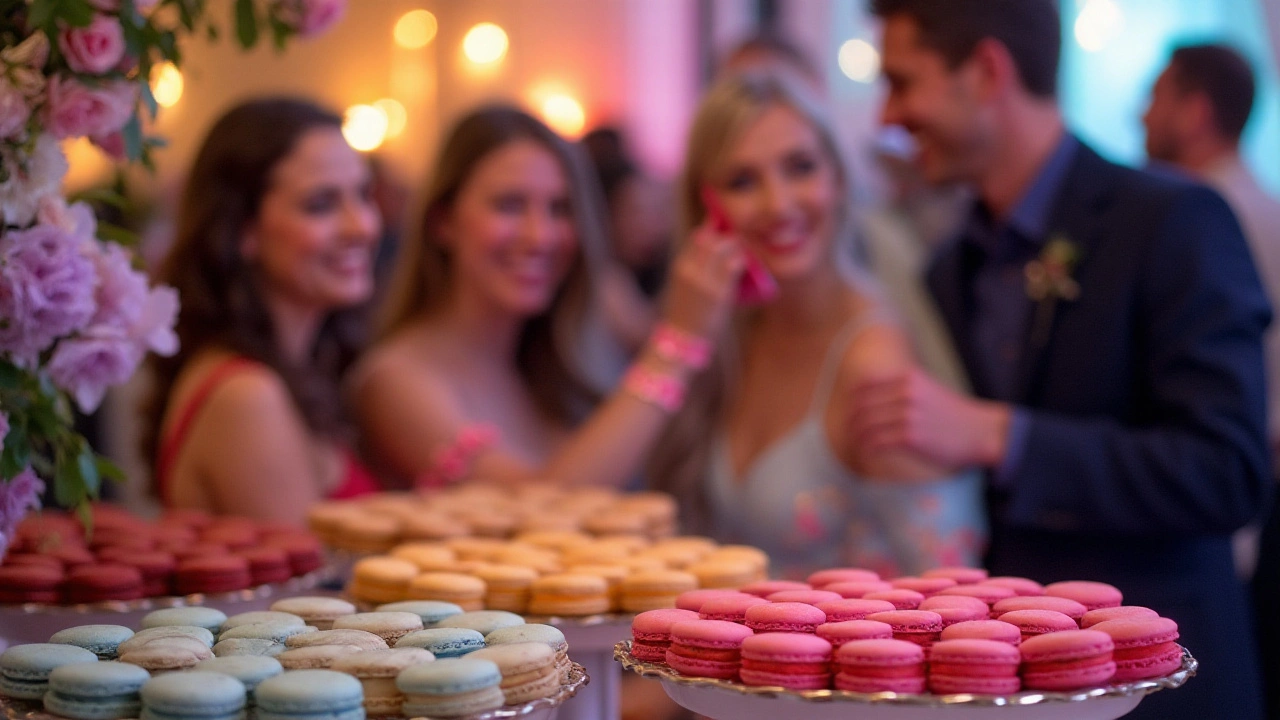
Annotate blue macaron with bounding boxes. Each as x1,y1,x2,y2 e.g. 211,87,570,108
393,628,485,658
141,608,228,635
375,601,463,627
193,656,283,703
396,656,502,695
435,611,525,637
49,625,136,659
253,669,364,720
212,639,286,658
139,671,246,720
43,661,150,720
218,622,316,644
0,643,99,700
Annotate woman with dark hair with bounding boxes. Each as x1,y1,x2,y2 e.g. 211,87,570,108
144,97,383,523
352,105,741,488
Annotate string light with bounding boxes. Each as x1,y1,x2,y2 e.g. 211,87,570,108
393,10,437,49
463,22,508,65
373,98,407,139
150,62,183,108
342,104,388,152
837,39,879,83
1074,0,1123,52
540,93,586,138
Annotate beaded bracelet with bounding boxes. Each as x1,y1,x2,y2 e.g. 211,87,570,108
623,365,687,413
652,323,712,369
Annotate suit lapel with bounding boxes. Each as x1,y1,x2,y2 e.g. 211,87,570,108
1013,144,1117,402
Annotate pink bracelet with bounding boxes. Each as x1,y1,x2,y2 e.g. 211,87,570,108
417,424,499,489
623,365,686,413
652,323,711,369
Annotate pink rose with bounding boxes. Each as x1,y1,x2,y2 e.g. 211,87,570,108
136,285,179,356
36,197,97,239
43,75,136,139
274,0,346,38
0,223,98,367
58,14,126,75
47,332,141,413
90,131,126,160
0,77,30,139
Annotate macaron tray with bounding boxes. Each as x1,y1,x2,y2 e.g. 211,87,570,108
611,567,1199,720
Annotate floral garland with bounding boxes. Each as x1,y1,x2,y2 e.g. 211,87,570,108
0,0,345,554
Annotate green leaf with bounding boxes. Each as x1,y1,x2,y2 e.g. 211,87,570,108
234,0,259,49
0,360,25,390
75,501,94,538
96,221,139,248
60,0,97,28
77,447,100,497
27,0,57,29
139,82,159,120
96,457,127,486
121,114,144,163
1,423,30,479
68,187,129,210
54,455,81,507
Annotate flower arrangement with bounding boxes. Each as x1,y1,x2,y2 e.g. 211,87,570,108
0,0,346,555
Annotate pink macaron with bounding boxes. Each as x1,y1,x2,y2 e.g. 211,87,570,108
740,580,811,598
814,598,897,623
676,589,752,613
699,594,771,624
816,619,894,647
665,619,755,680
1043,581,1123,611
1020,629,1117,690
935,584,1017,608
940,620,1022,646
631,608,700,662
745,602,827,634
866,610,944,648
922,566,989,585
928,638,1022,694
766,589,843,606
824,580,893,599
1081,606,1159,629
1091,617,1182,682
807,568,881,588
740,632,833,690
889,576,958,596
863,589,925,610
920,594,991,617
834,638,926,694
992,595,1088,624
983,576,1046,596
1000,609,1079,642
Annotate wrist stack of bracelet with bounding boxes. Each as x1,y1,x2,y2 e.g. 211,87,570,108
623,323,711,413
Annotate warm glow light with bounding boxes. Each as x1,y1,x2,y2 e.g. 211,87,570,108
342,104,388,152
393,10,437,49
540,93,586,138
463,22,508,65
373,98,407,139
838,39,880,83
1074,0,1123,52
150,62,183,108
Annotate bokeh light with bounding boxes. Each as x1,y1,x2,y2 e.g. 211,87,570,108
463,22,509,65
1074,0,1124,52
150,62,183,108
373,98,407,139
540,93,586,138
837,39,880,83
342,104,389,152
394,10,437,49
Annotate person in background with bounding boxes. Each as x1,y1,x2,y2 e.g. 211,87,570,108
854,2,1270,717
582,127,675,353
718,31,823,90
352,106,742,489
1143,42,1280,718
143,98,384,524
648,70,986,580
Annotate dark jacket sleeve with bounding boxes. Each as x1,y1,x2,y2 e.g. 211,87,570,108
1004,185,1273,535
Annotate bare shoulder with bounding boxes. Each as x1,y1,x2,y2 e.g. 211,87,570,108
840,320,916,383
201,363,297,421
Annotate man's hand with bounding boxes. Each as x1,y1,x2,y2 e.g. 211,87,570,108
849,369,1013,471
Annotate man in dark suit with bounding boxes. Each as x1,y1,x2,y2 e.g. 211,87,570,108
851,2,1271,717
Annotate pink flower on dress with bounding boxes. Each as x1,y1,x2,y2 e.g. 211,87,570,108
273,0,346,37
43,75,136,140
58,14,126,75
0,223,98,367
0,77,30,139
46,333,140,413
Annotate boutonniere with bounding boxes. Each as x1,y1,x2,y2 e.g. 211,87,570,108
1024,235,1081,302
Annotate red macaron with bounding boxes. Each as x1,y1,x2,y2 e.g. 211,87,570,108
174,555,252,595
62,563,144,603
0,564,64,603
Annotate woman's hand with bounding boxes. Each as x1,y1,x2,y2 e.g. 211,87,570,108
659,224,746,341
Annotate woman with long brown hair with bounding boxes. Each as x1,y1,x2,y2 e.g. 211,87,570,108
144,97,383,523
648,71,986,579
352,105,742,488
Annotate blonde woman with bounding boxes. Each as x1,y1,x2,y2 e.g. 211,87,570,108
352,106,742,488
649,72,986,578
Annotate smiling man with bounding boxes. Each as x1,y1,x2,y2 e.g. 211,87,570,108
849,2,1271,717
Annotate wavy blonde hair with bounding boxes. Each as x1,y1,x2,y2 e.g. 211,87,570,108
377,106,611,424
647,70,858,531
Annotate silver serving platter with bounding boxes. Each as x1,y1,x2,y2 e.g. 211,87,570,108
0,663,588,720
613,640,1195,719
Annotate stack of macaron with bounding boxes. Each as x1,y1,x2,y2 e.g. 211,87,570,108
0,506,325,605
625,566,1188,696
345,531,772,617
1,602,580,718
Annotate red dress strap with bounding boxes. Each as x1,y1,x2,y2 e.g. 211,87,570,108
156,357,261,506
